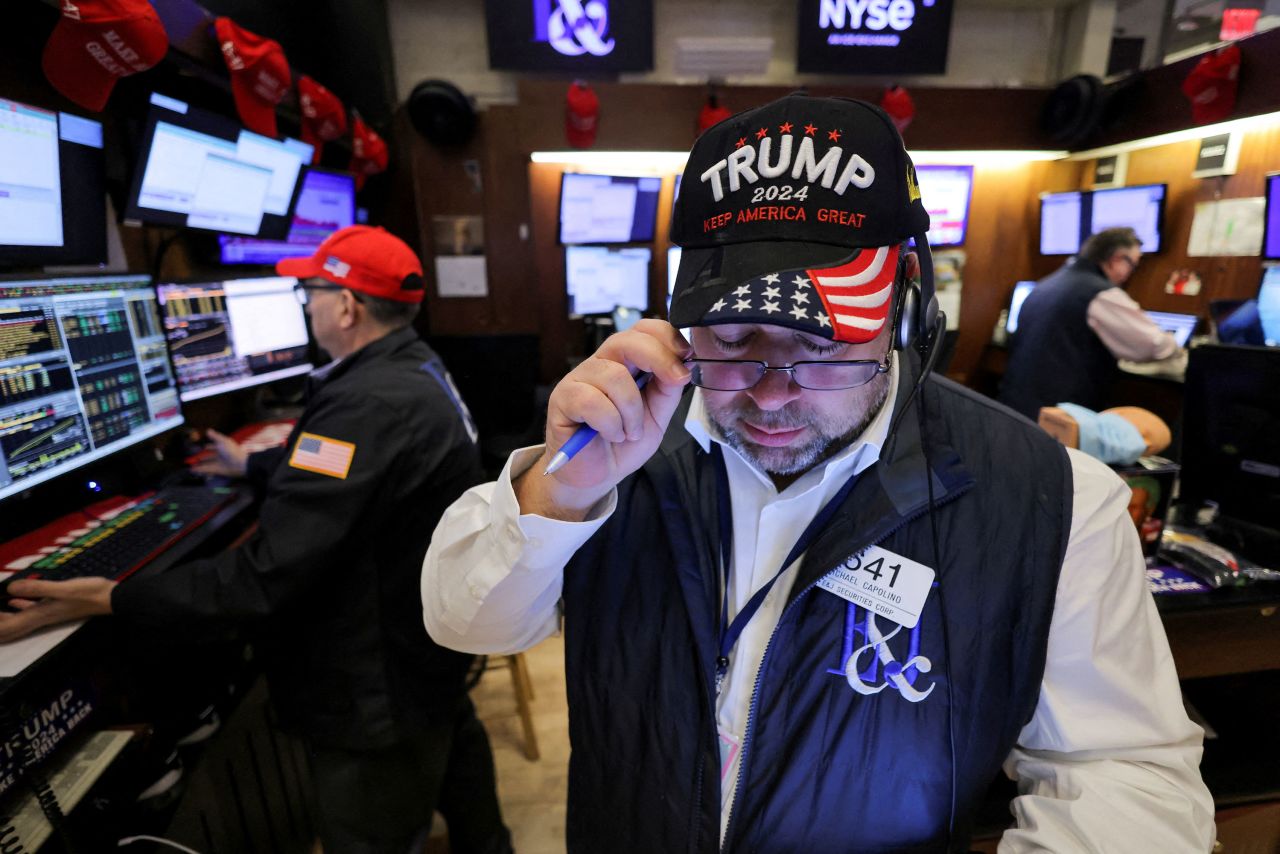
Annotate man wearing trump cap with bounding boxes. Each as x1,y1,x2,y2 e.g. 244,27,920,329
423,96,1213,852
0,226,512,854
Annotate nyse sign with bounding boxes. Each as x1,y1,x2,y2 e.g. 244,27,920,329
798,0,953,75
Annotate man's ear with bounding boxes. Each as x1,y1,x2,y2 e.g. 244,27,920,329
340,289,361,329
902,250,921,286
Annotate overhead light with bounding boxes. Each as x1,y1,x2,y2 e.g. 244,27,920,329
1068,109,1280,160
531,151,688,173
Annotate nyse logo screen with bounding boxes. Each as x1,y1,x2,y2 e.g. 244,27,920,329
484,0,653,72
797,0,954,75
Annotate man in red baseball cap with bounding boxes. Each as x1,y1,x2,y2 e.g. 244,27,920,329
215,17,290,138
41,0,170,112
0,225,512,854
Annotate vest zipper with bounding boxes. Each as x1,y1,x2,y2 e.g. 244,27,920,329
718,485,972,852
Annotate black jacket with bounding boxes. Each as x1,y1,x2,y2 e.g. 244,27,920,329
114,327,482,749
561,362,1073,852
999,259,1118,419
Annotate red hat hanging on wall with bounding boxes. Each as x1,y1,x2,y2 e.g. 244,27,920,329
1181,44,1241,125
298,75,348,164
880,86,916,133
349,115,388,190
215,17,290,138
697,93,732,135
565,81,599,149
42,0,170,112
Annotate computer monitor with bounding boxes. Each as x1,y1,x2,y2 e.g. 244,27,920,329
1180,344,1280,559
1005,280,1037,333
915,165,973,247
1090,183,1166,253
1259,266,1280,346
1264,173,1280,261
1039,191,1084,255
1144,310,1197,348
219,169,357,265
124,93,313,239
565,247,651,315
667,246,681,312
0,274,182,503
0,97,107,267
558,173,661,244
156,276,312,401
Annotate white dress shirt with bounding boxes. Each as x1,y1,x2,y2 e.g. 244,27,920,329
422,369,1215,852
1087,288,1180,362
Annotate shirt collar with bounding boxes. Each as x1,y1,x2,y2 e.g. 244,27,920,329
684,352,900,491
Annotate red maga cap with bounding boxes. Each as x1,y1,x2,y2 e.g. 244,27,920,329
42,0,169,112
278,225,425,304
298,75,347,164
348,116,388,189
565,81,598,149
215,17,290,138
1182,44,1241,125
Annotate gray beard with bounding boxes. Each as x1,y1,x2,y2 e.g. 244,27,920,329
707,377,892,480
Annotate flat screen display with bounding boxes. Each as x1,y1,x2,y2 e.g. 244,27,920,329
219,169,357,265
1091,184,1165,253
796,0,955,75
484,0,653,72
157,276,312,401
0,274,182,503
1006,280,1036,333
565,246,650,315
0,98,106,267
125,93,312,239
1264,174,1280,260
1040,191,1084,256
559,173,661,245
1259,266,1280,346
915,165,973,247
1144,310,1197,348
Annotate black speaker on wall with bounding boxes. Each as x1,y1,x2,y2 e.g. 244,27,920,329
407,79,477,147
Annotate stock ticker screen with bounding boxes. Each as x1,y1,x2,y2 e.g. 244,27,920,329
0,275,182,502
156,276,312,402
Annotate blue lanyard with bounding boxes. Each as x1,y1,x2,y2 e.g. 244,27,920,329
711,444,862,693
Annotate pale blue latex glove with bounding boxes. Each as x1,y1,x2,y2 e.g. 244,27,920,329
1056,402,1148,465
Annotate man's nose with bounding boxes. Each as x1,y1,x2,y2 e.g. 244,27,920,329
746,368,802,411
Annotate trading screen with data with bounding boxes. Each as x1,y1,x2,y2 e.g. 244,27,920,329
157,276,311,402
0,275,182,502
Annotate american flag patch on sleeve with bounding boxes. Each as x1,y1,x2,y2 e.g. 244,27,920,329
288,432,356,479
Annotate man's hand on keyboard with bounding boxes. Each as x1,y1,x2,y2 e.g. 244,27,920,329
0,578,115,644
191,429,249,479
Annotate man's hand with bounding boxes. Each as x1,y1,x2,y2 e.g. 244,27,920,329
516,319,692,521
0,578,116,644
192,428,249,478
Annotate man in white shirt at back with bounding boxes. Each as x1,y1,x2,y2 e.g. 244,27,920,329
1000,227,1182,419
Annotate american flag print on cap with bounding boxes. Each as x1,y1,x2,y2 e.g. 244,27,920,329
289,432,356,479
700,244,898,344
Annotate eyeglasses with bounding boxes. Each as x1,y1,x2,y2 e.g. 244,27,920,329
293,281,361,305
685,356,890,391
1114,253,1141,271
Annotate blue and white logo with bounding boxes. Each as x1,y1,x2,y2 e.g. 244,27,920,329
533,0,615,57
828,603,935,703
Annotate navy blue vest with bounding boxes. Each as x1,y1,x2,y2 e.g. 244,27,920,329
999,259,1117,419
561,367,1073,853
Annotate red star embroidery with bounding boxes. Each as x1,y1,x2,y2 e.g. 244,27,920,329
735,137,747,148
755,127,768,140
803,123,818,136
828,129,842,142
779,121,794,134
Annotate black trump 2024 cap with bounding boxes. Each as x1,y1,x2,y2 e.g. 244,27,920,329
669,95,930,345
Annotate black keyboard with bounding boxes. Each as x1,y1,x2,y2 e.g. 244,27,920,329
2,485,236,587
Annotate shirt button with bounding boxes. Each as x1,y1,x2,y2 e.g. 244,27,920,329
469,583,483,600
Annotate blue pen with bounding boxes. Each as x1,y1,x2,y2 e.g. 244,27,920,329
543,372,654,476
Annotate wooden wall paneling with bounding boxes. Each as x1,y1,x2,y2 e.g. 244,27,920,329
481,106,540,333
529,163,570,382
